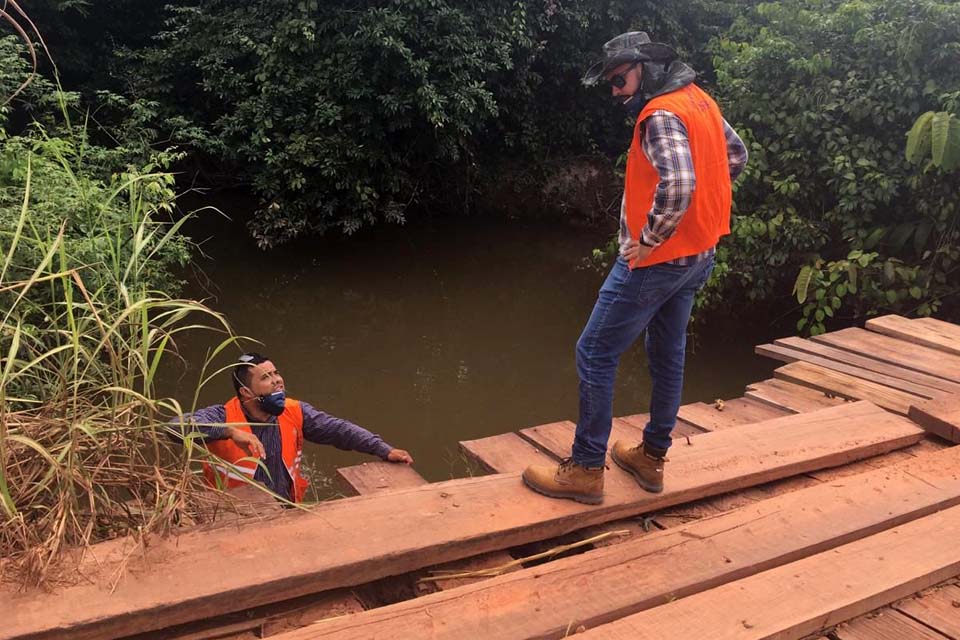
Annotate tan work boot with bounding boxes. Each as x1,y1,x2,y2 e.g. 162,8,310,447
611,440,667,493
521,458,604,505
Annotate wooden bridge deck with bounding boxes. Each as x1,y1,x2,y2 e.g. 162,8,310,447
6,314,960,640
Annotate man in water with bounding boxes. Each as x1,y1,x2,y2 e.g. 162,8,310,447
171,352,413,502
522,32,747,504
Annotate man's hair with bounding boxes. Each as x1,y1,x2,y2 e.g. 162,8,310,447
232,352,270,397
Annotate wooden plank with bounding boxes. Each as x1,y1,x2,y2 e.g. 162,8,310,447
575,504,960,639
619,413,707,439
335,462,427,496
744,378,847,413
775,336,960,394
757,342,945,399
676,398,791,431
909,396,960,444
915,317,960,343
813,327,960,384
806,437,948,483
5,402,924,640
867,314,960,357
518,418,645,460
895,584,960,639
459,432,556,473
774,361,924,415
834,609,951,640
289,446,960,640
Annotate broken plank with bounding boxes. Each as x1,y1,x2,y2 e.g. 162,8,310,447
5,402,923,640
335,461,427,496
775,361,924,415
744,378,846,414
676,398,791,431
813,327,960,384
909,396,960,444
576,503,960,639
834,609,951,640
894,584,960,639
284,446,960,640
866,314,960,357
774,336,960,395
459,432,555,473
757,342,945,399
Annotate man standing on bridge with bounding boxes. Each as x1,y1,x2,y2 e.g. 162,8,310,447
171,352,413,503
522,32,747,504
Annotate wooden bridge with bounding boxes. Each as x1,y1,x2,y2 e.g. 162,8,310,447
7,314,960,640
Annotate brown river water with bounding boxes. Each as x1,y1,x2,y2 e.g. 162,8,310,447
165,212,782,498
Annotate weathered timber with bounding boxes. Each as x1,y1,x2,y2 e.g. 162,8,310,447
894,584,960,639
275,446,960,640
812,327,960,384
5,401,922,640
866,314,960,357
576,503,960,639
909,396,960,444
774,361,924,415
335,462,428,496
744,378,847,414
459,432,556,473
676,398,791,431
834,609,951,640
774,335,960,394
618,413,706,439
757,343,945,399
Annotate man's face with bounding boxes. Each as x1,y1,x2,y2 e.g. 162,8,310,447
605,62,642,100
241,360,285,399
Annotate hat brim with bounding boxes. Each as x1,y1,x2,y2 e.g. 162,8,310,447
581,43,679,86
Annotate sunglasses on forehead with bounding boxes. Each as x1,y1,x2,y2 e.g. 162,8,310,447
607,63,638,89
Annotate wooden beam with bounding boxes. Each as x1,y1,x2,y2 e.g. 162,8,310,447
834,609,950,640
575,504,960,639
894,584,960,639
676,398,791,431
909,396,960,444
774,361,925,415
866,314,960,357
335,462,428,496
518,418,645,460
285,446,960,640
459,432,555,473
757,343,945,399
5,402,923,640
813,327,960,384
744,378,846,414
774,336,960,394
619,413,707,439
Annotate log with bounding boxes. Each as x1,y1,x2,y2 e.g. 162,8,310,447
5,402,923,640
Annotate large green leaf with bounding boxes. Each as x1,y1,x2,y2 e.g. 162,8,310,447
931,111,950,168
906,111,934,165
794,265,813,304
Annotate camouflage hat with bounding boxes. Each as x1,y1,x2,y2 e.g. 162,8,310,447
582,31,678,87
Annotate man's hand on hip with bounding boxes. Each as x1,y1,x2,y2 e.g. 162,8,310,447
620,239,654,264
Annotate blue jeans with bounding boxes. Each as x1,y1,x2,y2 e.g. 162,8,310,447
571,255,715,467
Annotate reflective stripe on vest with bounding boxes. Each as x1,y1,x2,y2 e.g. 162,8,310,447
201,397,309,502
624,84,733,268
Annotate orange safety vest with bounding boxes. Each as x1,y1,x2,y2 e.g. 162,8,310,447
201,397,309,502
624,83,733,268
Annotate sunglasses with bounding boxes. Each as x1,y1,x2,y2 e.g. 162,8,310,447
607,64,638,89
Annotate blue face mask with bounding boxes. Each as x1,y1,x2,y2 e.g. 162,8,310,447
258,390,286,416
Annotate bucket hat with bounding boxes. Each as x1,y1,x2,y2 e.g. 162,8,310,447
582,31,678,86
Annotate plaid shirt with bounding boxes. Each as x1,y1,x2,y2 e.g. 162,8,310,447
619,111,748,265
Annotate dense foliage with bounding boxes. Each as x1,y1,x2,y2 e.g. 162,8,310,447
709,0,960,330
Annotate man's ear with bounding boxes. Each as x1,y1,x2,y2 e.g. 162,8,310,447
238,385,256,401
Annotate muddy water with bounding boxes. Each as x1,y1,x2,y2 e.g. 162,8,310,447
168,214,780,498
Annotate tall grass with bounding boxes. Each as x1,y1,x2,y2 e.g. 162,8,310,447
0,123,244,587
